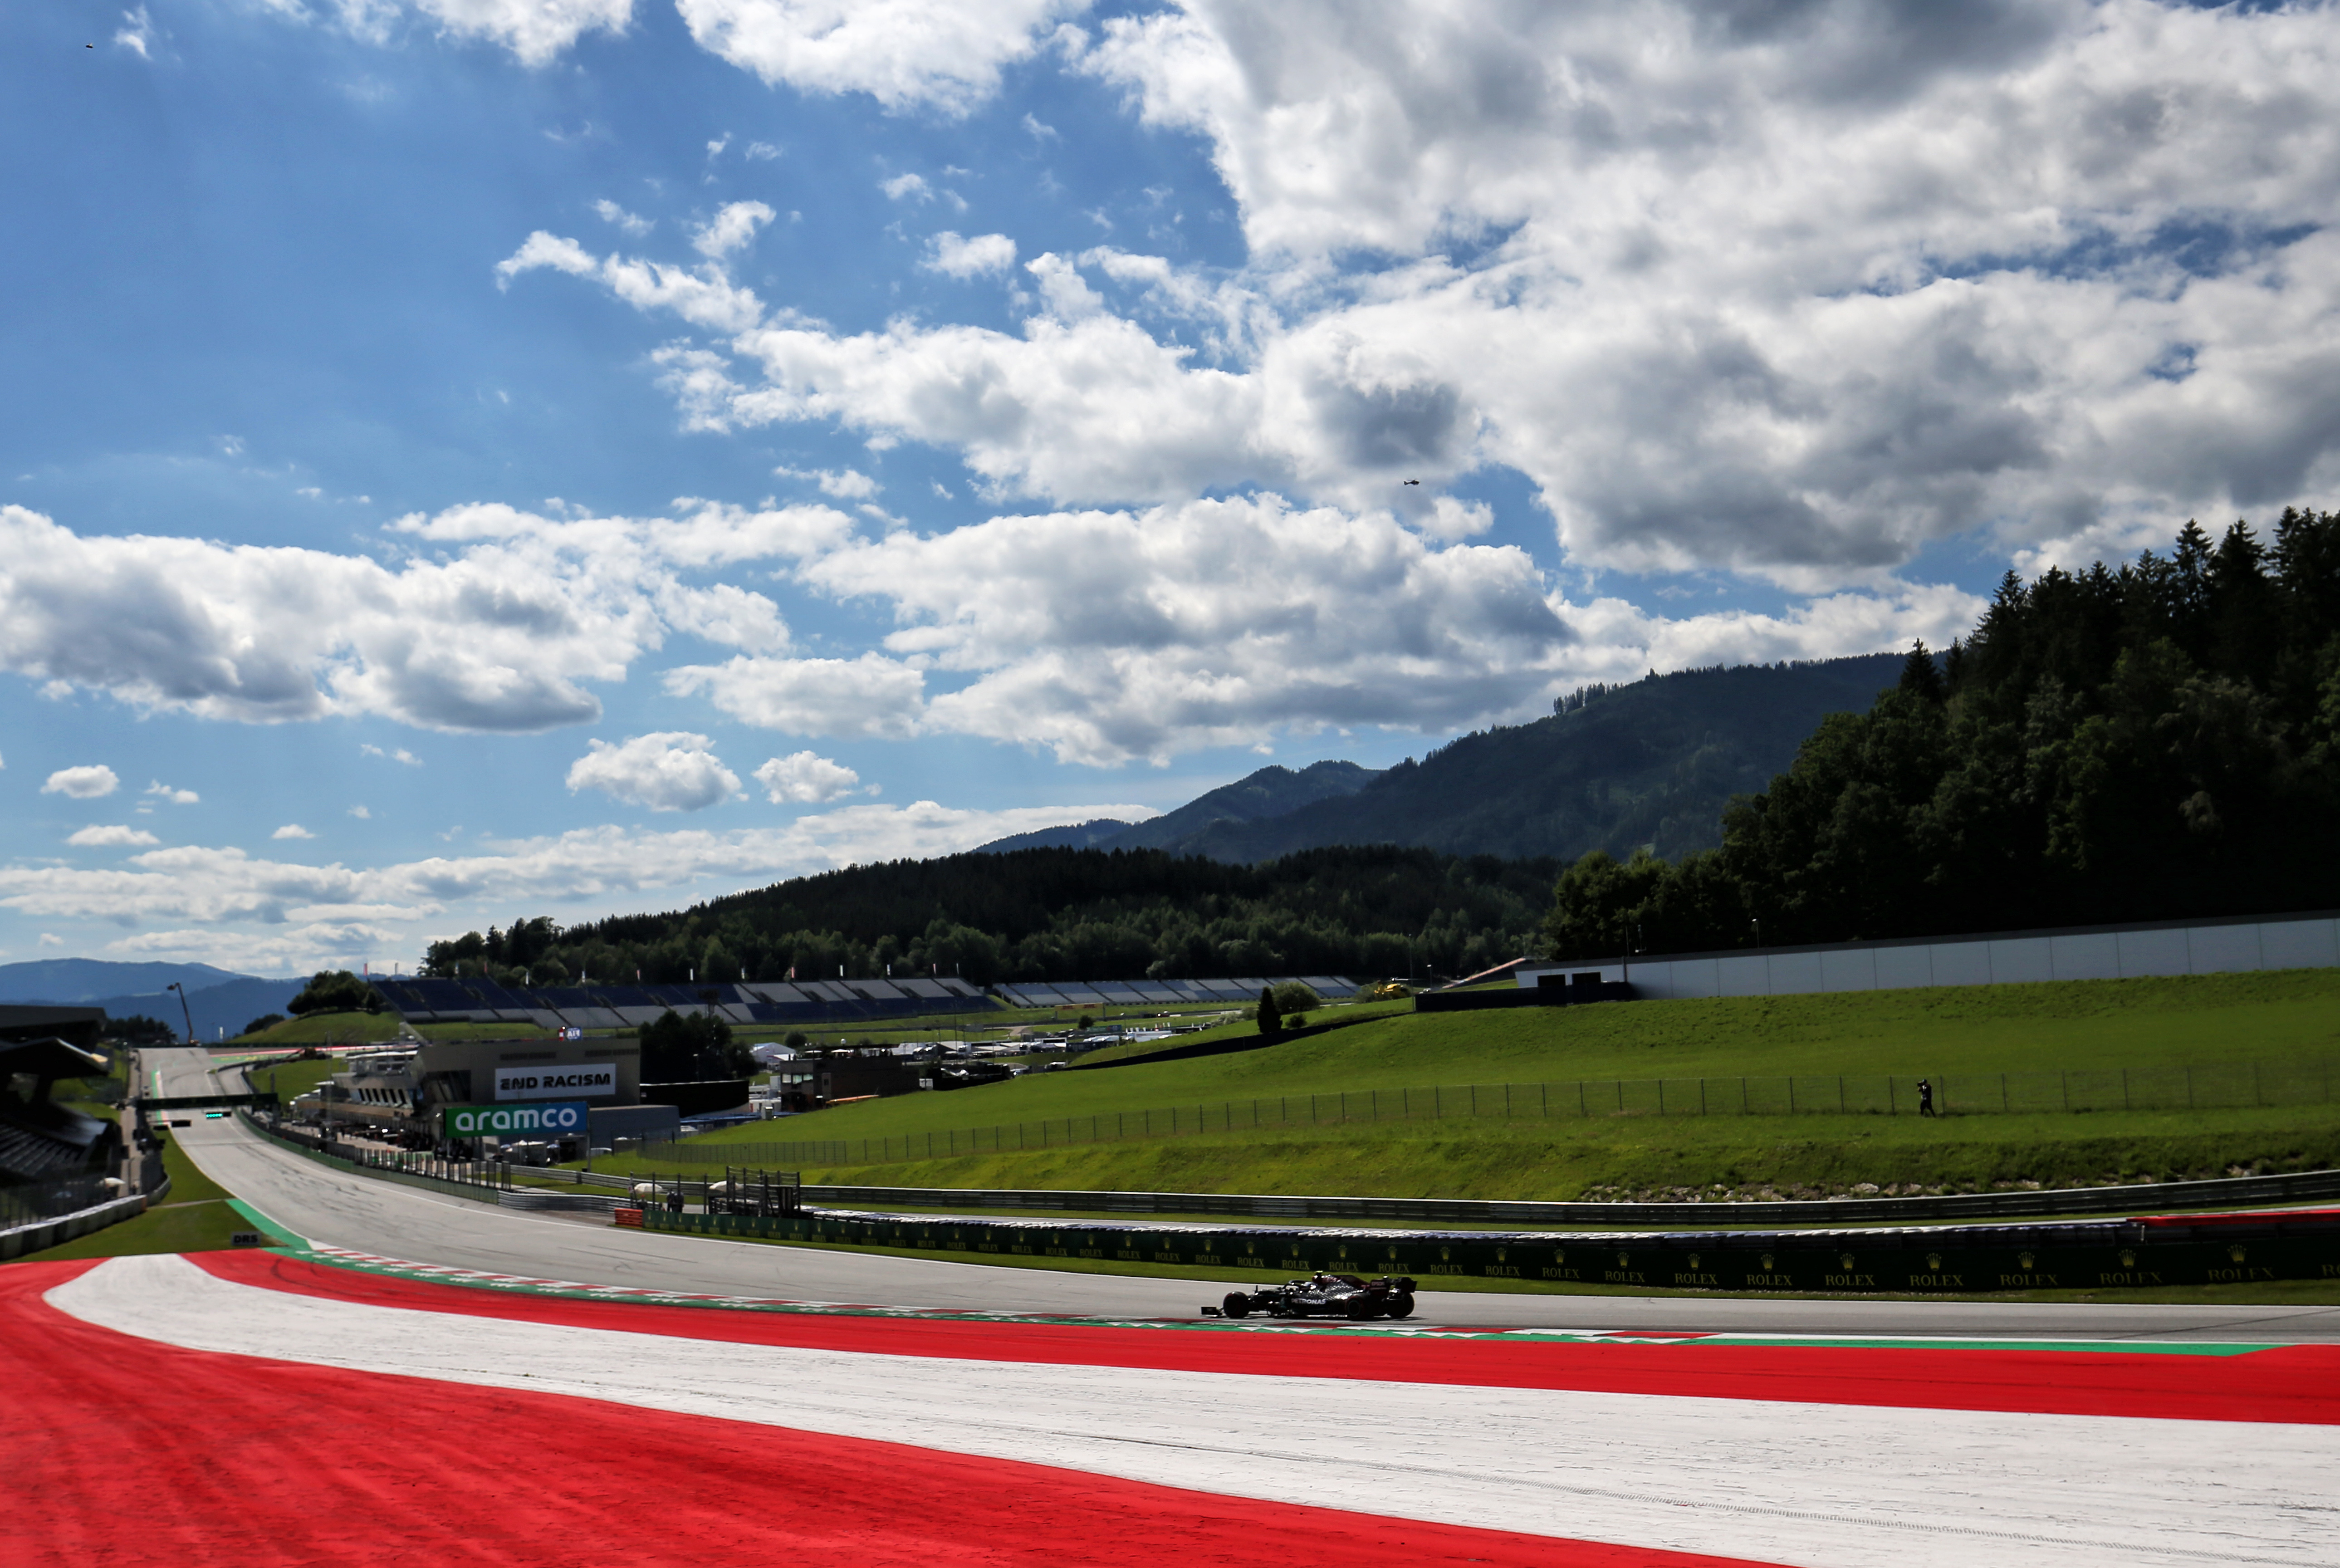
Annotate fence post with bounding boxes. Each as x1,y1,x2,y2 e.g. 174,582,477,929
2001,1073,2009,1113
1838,1076,1846,1113
1889,1077,1896,1115
1657,1079,1665,1116
1577,1080,1586,1116
1788,1078,1796,1113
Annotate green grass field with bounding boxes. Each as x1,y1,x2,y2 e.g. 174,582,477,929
578,970,2340,1200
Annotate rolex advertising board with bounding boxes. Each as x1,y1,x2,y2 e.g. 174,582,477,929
493,1063,615,1100
444,1101,590,1139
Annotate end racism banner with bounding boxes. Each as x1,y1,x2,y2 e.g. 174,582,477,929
444,1101,590,1139
493,1063,615,1101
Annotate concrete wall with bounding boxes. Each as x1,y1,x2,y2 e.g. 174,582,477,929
1518,912,2340,1001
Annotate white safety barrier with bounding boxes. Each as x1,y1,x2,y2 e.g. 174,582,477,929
1522,911,2340,1000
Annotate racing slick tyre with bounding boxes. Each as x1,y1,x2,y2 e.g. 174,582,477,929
1221,1292,1251,1319
1346,1298,1376,1320
1385,1292,1415,1319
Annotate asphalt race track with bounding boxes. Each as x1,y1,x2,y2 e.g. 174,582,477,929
152,1048,2340,1341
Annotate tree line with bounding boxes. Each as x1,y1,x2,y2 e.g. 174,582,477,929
419,845,1559,990
1546,510,2340,957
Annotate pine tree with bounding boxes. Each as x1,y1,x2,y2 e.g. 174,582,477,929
1256,985,1281,1037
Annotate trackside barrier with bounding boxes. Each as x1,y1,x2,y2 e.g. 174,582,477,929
237,1110,512,1203
0,1182,165,1263
793,1166,2340,1230
472,1162,2340,1229
636,1056,2340,1168
638,1203,2340,1295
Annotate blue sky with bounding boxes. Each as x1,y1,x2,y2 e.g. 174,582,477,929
4,0,2337,975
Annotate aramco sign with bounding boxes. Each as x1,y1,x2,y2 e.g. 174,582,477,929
444,1101,589,1139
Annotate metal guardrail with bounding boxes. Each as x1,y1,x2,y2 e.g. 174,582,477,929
798,1166,2340,1229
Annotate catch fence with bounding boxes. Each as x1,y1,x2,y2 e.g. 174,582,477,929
637,1057,2339,1168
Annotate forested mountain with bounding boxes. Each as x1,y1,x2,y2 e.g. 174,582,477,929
1150,655,1904,864
421,847,1560,990
973,818,1135,853
1097,760,1382,854
1548,510,2340,958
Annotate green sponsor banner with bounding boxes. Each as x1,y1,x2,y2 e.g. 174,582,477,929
444,1101,590,1138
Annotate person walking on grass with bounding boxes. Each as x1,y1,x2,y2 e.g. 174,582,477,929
1917,1078,1936,1118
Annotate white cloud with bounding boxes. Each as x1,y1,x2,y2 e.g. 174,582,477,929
349,805,373,819
113,5,158,57
744,141,782,161
774,465,879,500
922,231,1016,279
42,765,120,799
272,824,316,840
318,0,632,68
797,493,1577,763
676,0,1086,115
144,780,199,804
68,825,160,848
38,933,62,948
666,652,926,738
0,500,846,735
1418,495,1493,541
496,230,765,334
362,744,423,766
566,732,742,812
693,200,776,260
592,198,654,237
880,173,932,202
754,750,862,804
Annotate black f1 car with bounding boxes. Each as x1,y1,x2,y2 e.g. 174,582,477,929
1204,1272,1417,1321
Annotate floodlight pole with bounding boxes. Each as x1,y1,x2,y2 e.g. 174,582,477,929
166,982,196,1046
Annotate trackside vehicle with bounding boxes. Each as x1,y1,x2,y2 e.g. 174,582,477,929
1204,1272,1417,1321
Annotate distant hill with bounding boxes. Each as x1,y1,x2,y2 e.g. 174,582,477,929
90,976,308,1043
1113,655,1904,865
0,958,258,1005
1099,761,1381,854
974,818,1137,853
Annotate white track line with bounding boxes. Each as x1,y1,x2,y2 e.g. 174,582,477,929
49,1255,2337,1568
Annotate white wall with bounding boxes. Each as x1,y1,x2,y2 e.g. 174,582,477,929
1518,914,2340,1000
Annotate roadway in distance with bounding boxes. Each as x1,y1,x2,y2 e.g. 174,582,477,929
148,1047,2340,1343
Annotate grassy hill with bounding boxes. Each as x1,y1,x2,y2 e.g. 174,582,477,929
602,969,2340,1200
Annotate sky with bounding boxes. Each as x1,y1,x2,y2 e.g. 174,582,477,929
4,0,2337,978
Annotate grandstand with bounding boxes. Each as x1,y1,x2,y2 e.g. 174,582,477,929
990,976,1356,1009
368,976,993,1031
367,973,1358,1030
